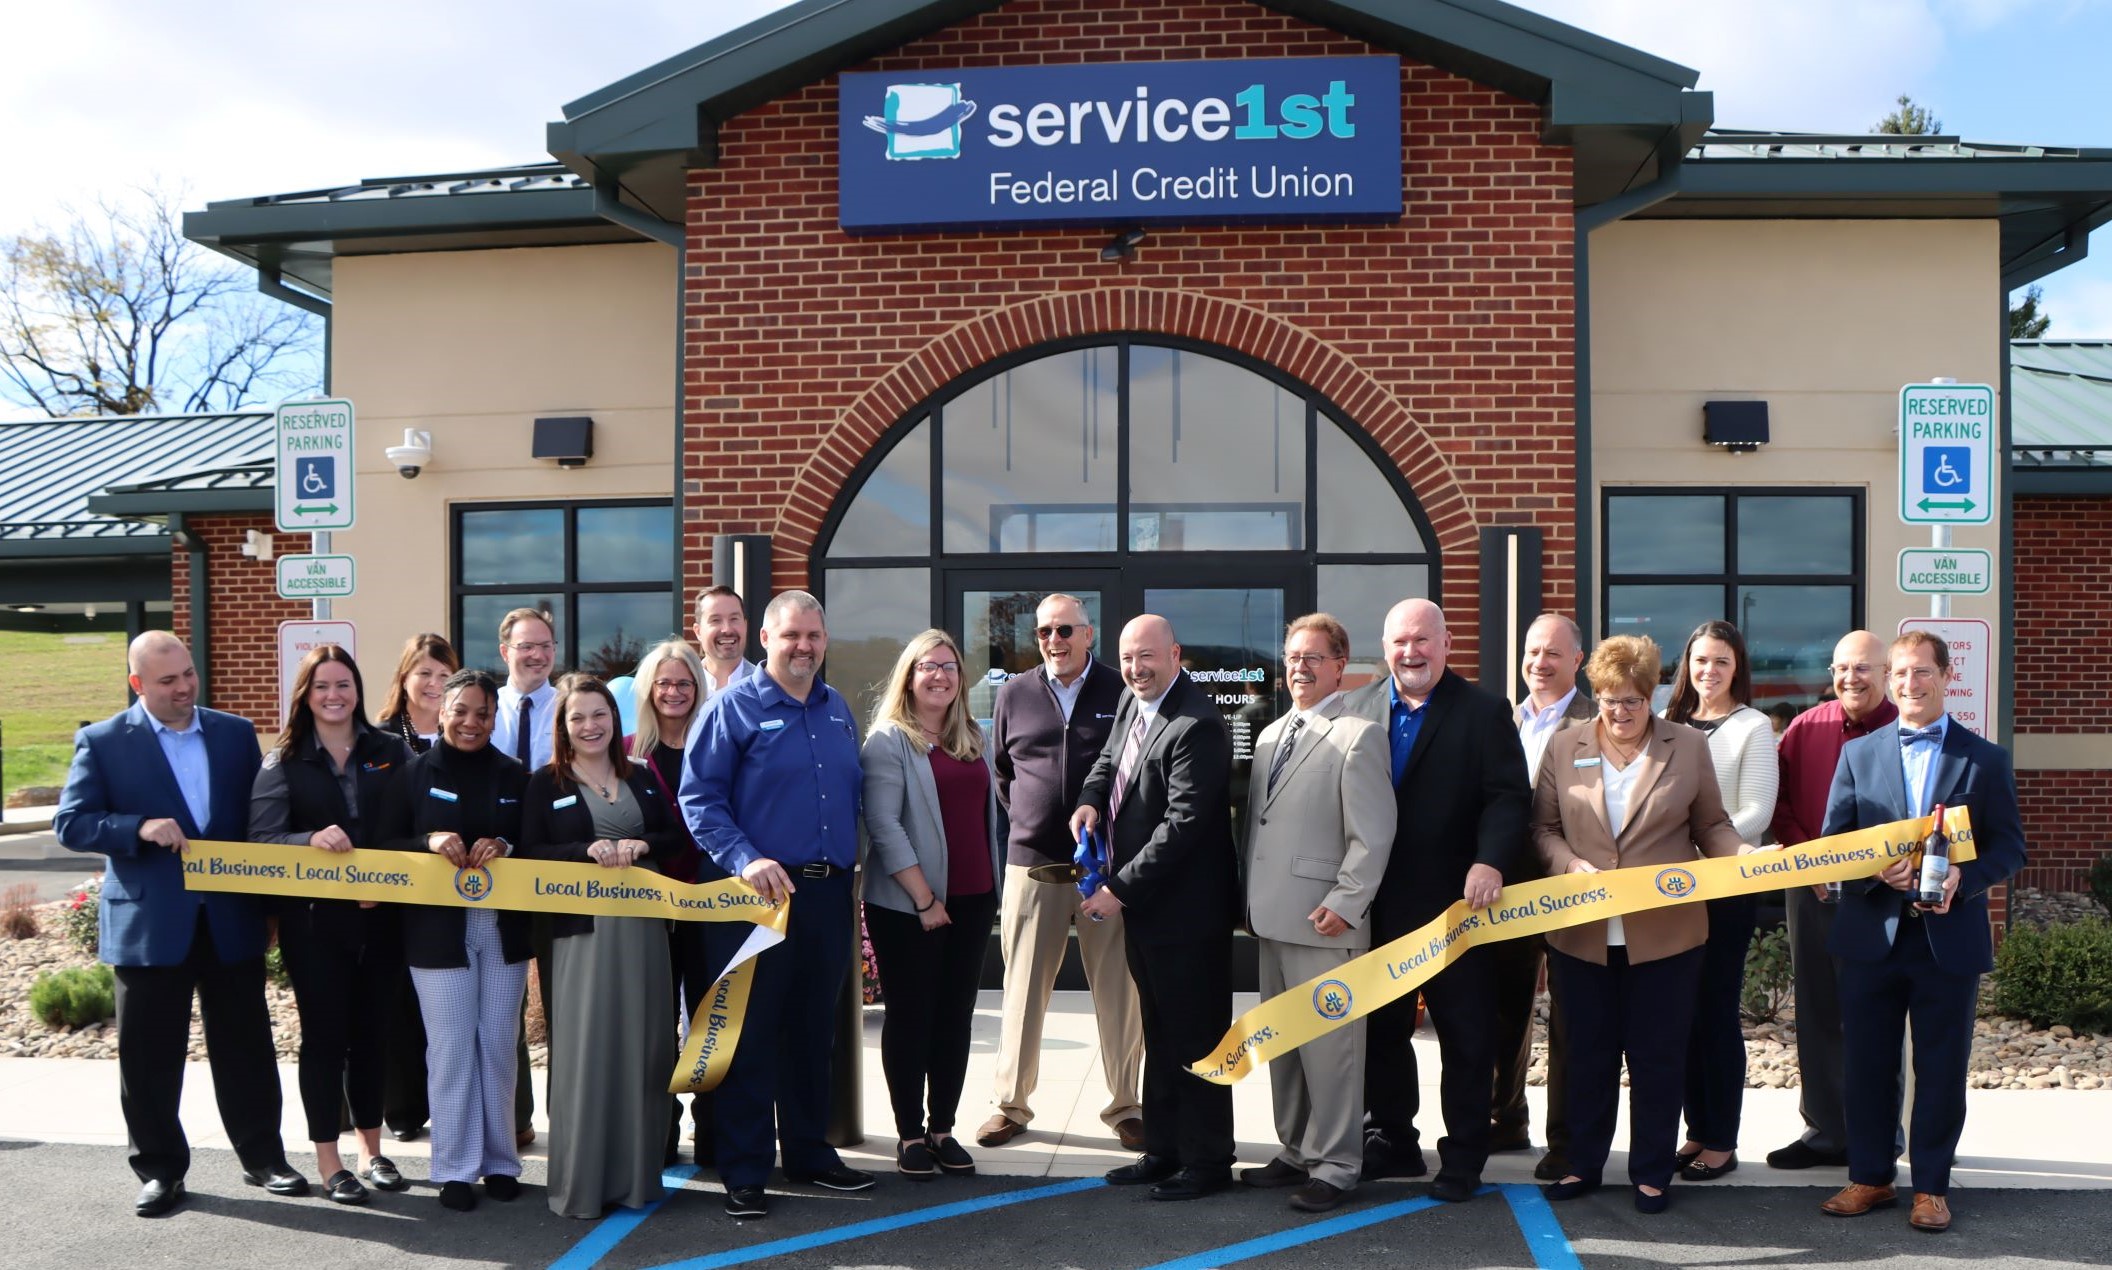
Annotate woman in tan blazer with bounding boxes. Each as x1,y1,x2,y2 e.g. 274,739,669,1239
1532,635,1749,1215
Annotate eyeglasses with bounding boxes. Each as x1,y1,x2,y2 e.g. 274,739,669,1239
507,641,554,654
1599,696,1648,713
1284,653,1344,668
651,679,697,694
1828,663,1877,677
914,660,962,676
1034,623,1084,641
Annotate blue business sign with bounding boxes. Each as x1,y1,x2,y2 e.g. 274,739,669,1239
838,57,1402,233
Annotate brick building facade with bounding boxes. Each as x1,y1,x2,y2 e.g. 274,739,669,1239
170,513,309,732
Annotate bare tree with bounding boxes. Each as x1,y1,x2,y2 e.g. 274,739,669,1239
0,185,320,417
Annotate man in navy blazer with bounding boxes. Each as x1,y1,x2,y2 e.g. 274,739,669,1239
1816,630,2026,1234
54,632,302,1217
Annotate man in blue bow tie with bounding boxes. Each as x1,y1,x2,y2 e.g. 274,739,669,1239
1814,630,2026,1234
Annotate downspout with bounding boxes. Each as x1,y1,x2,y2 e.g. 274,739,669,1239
171,512,211,706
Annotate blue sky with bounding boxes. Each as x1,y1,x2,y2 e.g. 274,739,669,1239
3,0,2107,331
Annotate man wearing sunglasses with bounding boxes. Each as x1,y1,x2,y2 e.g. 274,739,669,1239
979,595,1145,1153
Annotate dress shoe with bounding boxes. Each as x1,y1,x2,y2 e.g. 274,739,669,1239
1241,1159,1307,1189
483,1173,521,1201
929,1135,975,1175
1533,1151,1569,1182
1680,1152,1737,1181
1361,1138,1428,1180
1910,1193,1952,1232
1673,1146,1702,1172
363,1156,408,1192
135,1179,185,1218
784,1164,876,1192
515,1126,537,1149
896,1138,936,1180
1487,1126,1533,1153
438,1181,477,1211
1290,1179,1346,1212
1150,1168,1231,1201
1428,1174,1479,1204
1767,1140,1848,1170
242,1164,312,1197
1543,1176,1602,1202
1106,1154,1179,1186
389,1123,426,1143
1820,1182,1898,1216
1633,1186,1669,1215
976,1113,1026,1147
724,1185,768,1218
323,1170,370,1206
1115,1117,1147,1152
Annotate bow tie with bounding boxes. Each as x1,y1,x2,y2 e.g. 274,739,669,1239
1900,725,1943,747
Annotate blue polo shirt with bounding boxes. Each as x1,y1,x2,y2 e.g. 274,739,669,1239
1388,676,1430,786
680,669,863,874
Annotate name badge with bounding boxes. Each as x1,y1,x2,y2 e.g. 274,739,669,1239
361,761,392,773
760,719,787,732
499,797,519,806
1573,757,1602,769
428,787,459,803
552,795,578,810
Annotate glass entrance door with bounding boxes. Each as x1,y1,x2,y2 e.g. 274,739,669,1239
949,571,1116,729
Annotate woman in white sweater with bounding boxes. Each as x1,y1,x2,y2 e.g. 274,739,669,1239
1661,621,1778,1183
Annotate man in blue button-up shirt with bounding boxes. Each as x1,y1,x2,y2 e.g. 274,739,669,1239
682,590,869,1217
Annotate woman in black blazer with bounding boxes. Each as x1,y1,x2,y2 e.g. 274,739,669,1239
250,643,413,1204
519,675,681,1218
375,669,529,1213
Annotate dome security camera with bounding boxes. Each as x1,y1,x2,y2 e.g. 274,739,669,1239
385,428,434,478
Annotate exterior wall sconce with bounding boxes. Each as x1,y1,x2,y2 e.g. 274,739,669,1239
533,416,594,469
1704,400,1769,453
1100,228,1147,262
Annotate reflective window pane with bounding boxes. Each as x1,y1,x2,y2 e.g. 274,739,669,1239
1129,348,1305,551
1143,586,1287,835
1738,584,1853,715
461,593,564,675
1607,496,1724,575
818,568,931,731
1606,584,1721,684
461,508,564,585
942,350,1116,553
828,418,931,558
1318,564,1431,690
577,592,677,679
577,506,673,583
960,589,1105,727
1317,418,1424,553
1736,496,1853,575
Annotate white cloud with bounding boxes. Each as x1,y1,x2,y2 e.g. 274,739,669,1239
2038,265,2112,339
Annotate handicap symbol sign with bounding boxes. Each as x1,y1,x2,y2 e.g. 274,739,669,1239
296,457,335,500
1921,447,1969,494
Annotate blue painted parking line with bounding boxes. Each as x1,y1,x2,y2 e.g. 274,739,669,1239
550,1164,703,1270
1137,1193,1445,1270
1500,1182,1583,1270
642,1175,1108,1270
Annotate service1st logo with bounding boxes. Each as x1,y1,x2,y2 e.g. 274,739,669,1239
454,864,496,903
1312,979,1353,1021
1653,867,1698,899
863,83,977,159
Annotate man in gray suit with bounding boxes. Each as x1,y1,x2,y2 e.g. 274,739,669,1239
1237,614,1394,1214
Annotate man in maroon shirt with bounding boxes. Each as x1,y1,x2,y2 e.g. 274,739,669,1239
1766,630,1896,1170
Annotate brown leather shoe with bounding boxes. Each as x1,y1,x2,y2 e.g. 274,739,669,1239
1910,1193,1952,1232
1115,1118,1146,1152
976,1113,1026,1148
1820,1183,1897,1216
515,1126,536,1149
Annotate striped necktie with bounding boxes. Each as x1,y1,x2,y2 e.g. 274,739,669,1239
1107,714,1148,822
1266,714,1305,798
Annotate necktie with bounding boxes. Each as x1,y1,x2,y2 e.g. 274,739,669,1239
1107,714,1148,822
1900,724,1942,747
1266,714,1305,798
516,694,534,764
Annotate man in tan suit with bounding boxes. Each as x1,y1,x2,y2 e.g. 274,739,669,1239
1237,614,1395,1214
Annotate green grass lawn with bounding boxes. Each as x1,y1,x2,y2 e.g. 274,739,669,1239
0,630,128,805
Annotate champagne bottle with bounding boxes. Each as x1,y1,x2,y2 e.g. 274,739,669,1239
1916,803,1950,906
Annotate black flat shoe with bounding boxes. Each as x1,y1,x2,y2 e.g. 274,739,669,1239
724,1185,767,1218
1533,1152,1570,1182
896,1138,936,1180
783,1164,875,1192
438,1181,476,1211
242,1164,311,1197
135,1179,185,1218
1766,1140,1847,1170
482,1174,521,1201
1634,1185,1670,1214
1106,1154,1179,1186
1428,1175,1479,1203
1680,1152,1738,1181
363,1156,408,1192
389,1123,426,1143
1673,1146,1702,1172
929,1135,975,1175
1543,1176,1602,1201
1150,1168,1231,1201
323,1170,370,1205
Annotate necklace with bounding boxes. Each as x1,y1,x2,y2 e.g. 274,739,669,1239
575,766,617,801
1601,728,1646,768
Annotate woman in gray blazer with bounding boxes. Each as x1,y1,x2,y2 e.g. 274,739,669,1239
861,629,1003,1182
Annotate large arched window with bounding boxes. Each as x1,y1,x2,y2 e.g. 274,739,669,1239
816,338,1436,727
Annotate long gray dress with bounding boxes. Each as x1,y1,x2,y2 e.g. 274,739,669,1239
547,783,676,1217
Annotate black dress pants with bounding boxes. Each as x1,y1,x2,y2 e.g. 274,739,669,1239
382,965,429,1135
1365,942,1499,1182
1682,894,1755,1151
1550,944,1703,1189
112,911,285,1183
278,904,398,1143
863,892,998,1140
1125,931,1234,1176
1490,933,1568,1152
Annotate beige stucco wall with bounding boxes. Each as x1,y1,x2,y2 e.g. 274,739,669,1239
326,242,678,657
1589,218,2005,730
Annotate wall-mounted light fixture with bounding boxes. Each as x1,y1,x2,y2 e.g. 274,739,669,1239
239,529,274,561
1703,400,1769,454
386,427,434,478
1100,228,1147,262
533,416,594,469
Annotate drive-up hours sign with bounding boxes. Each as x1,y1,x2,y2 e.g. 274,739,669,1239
276,398,355,532
1898,383,1993,525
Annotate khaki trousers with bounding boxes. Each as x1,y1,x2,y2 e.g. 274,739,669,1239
992,863,1143,1127
1258,939,1365,1190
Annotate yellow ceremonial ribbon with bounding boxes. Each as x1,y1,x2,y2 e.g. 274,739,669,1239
181,840,787,1094
1192,807,1979,1085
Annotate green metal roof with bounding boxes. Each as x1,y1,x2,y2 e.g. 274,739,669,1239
2013,340,2112,469
0,412,271,557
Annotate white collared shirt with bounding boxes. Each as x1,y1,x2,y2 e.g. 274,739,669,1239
1045,660,1093,723
1898,713,1950,818
1516,687,1580,782
495,680,557,770
1599,743,1648,947
146,708,212,831
1288,690,1345,729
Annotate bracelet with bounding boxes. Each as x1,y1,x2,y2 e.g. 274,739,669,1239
914,894,938,913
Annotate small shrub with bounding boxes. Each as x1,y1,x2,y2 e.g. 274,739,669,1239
1741,924,1793,1023
1993,918,2112,1035
2,883,38,939
2089,853,2112,920
30,964,116,1030
265,943,292,990
59,875,101,956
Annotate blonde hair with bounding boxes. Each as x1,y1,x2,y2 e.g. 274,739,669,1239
631,640,706,754
1586,635,1661,702
871,629,983,762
